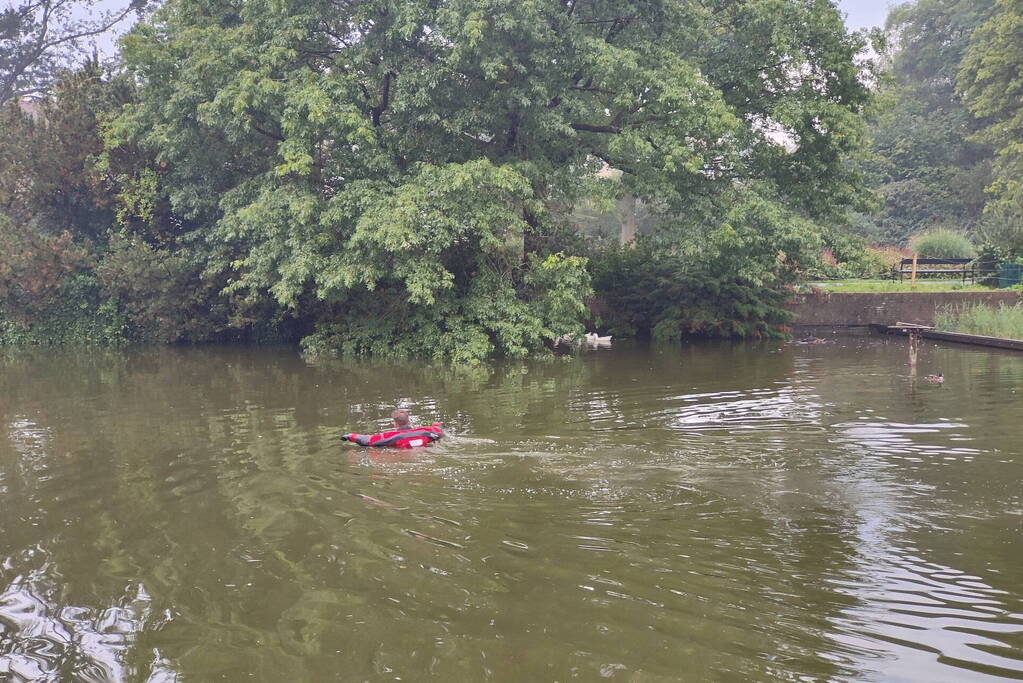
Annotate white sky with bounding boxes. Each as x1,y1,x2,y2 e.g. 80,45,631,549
837,0,901,31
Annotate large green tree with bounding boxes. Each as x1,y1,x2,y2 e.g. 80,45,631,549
113,0,871,360
960,0,1023,239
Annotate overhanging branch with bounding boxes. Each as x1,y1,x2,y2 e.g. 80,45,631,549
571,122,621,134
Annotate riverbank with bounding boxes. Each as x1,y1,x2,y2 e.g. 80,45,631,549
788,290,1022,327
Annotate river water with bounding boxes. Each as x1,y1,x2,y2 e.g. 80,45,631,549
0,337,1021,682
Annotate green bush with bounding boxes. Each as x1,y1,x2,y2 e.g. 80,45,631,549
853,245,909,278
804,248,850,281
908,228,977,259
590,243,793,341
805,228,908,280
96,236,231,343
0,273,129,345
0,219,92,324
302,252,592,365
805,228,867,280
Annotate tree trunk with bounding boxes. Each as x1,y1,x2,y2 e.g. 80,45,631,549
619,194,636,245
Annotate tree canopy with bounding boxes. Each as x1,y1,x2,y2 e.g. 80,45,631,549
960,0,1023,225
7,0,1023,355
101,0,870,359
853,0,995,244
856,0,1023,260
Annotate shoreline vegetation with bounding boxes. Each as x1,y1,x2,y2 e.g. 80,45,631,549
1,0,1022,360
935,303,1023,341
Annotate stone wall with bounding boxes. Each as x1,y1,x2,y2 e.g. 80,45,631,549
787,291,1022,327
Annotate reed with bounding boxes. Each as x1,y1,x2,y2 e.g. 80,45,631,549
934,302,1023,340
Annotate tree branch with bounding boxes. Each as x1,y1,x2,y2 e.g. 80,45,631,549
605,15,634,42
505,110,520,152
571,122,621,134
1,0,140,104
370,71,395,127
38,3,137,52
251,122,285,142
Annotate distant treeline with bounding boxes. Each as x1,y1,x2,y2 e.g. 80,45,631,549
848,0,1023,260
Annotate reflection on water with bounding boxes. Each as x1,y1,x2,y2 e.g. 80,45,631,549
832,550,1023,681
0,339,1021,680
837,421,983,462
0,548,175,682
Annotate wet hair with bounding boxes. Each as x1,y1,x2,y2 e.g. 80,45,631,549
391,409,411,427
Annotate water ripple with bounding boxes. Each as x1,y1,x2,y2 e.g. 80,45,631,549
830,552,1023,681
0,565,175,682
0,342,1020,680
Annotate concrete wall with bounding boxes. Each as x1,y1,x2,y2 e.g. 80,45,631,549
788,291,1022,327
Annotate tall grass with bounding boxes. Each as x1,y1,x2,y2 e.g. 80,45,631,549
909,228,977,259
934,302,1023,340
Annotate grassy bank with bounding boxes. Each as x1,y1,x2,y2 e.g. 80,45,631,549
804,280,995,293
934,302,1023,340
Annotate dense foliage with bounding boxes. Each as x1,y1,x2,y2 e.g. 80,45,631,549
597,188,825,339
114,0,872,358
0,65,120,343
2,0,876,358
858,0,1023,262
960,0,1023,245
855,0,995,245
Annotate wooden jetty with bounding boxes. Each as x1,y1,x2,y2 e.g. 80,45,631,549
871,323,1023,352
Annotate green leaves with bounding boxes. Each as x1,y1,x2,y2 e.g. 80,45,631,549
854,0,996,244
105,0,872,359
868,0,1023,254
960,0,1023,224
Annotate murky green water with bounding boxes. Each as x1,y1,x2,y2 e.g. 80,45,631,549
1,337,1021,682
